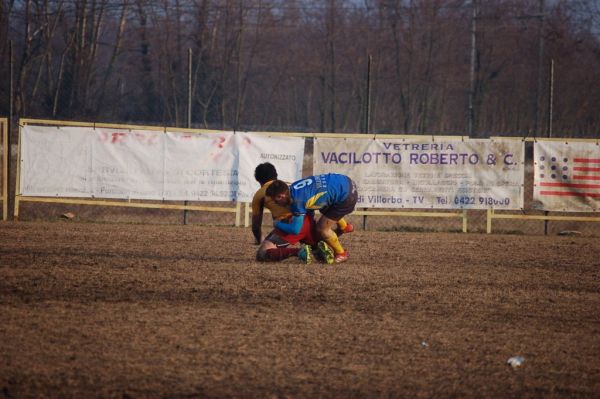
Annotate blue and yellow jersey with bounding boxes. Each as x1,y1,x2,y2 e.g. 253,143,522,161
289,173,351,215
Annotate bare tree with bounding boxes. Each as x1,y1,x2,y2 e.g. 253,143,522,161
95,0,129,117
4,0,600,136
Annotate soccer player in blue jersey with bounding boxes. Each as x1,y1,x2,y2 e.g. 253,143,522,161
266,173,358,263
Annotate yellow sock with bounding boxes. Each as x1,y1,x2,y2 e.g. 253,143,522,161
325,233,344,254
337,218,348,231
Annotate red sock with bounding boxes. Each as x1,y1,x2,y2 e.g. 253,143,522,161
265,247,299,261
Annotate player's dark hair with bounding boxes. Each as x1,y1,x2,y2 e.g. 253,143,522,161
254,162,278,185
265,180,289,197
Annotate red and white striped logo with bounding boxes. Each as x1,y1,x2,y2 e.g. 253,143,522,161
538,155,600,198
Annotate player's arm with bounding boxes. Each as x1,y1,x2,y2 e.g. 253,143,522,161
251,213,264,245
251,195,265,245
274,214,304,235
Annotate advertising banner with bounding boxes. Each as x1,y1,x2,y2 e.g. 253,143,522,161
163,130,237,201
534,140,600,212
94,127,166,199
236,133,305,202
314,137,524,210
20,126,305,202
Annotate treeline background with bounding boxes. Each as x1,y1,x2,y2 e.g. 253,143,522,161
1,0,599,138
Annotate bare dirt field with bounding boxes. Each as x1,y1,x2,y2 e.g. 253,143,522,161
1,220,599,398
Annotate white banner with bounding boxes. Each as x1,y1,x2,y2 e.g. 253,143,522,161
20,126,93,197
163,130,237,201
20,126,305,202
93,128,165,199
314,137,524,210
534,140,600,212
236,133,305,202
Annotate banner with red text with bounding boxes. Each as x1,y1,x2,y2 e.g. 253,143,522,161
19,126,305,202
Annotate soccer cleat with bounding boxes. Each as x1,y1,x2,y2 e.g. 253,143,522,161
334,251,349,263
335,223,354,236
316,241,335,265
298,244,313,264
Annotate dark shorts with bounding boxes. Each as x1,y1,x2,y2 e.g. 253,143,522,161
265,214,318,247
321,178,358,221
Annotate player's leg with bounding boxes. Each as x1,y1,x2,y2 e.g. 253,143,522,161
316,215,346,261
275,215,316,264
317,178,357,263
335,217,354,236
268,214,317,263
256,226,314,264
256,231,298,262
298,214,331,264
